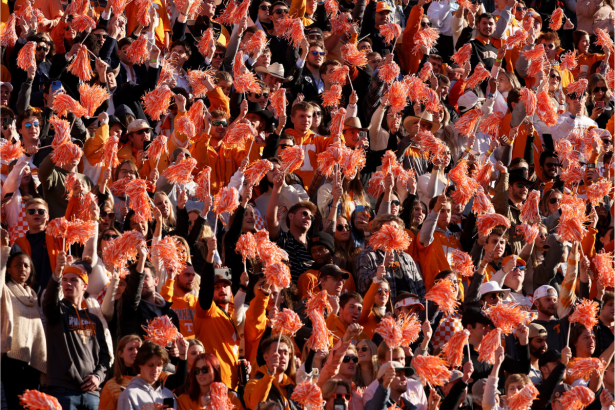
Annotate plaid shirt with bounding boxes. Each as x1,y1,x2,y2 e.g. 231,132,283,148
355,247,426,301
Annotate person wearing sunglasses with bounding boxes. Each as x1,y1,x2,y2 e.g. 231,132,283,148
244,82,271,111
354,340,378,387
587,73,614,129
537,151,561,187
119,118,153,169
358,263,393,339
300,42,326,98
256,1,273,28
551,79,599,144
16,108,45,161
321,379,354,410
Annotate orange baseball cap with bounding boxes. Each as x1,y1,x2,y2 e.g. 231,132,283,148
376,2,392,13
502,255,526,268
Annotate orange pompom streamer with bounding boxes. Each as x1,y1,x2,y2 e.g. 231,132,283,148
379,23,402,45
272,308,304,336
197,28,216,57
216,0,237,24
19,389,62,410
537,88,559,127
567,357,606,381
567,79,588,96
109,177,130,197
280,146,304,173
157,56,175,88
417,130,447,162
101,134,120,169
559,386,595,410
47,217,70,239
151,235,187,274
306,290,333,316
560,163,584,186
233,52,262,94
51,142,83,167
368,171,386,199
516,223,540,244
342,147,366,180
569,299,599,331
607,70,614,92
195,167,212,201
593,251,614,288
412,27,439,54
555,139,578,164
425,279,459,316
307,310,330,351
507,384,539,410
479,111,505,137
66,219,98,246
64,173,79,197
455,108,482,136
527,58,546,78
50,116,71,148
188,100,206,136
280,18,306,49
67,45,94,82
520,87,537,116
76,192,97,221
244,159,274,186
381,150,398,176
292,381,324,409
587,179,613,207
176,0,204,18
175,116,196,140
79,83,109,117
456,0,472,9
135,0,154,26
341,42,369,68
142,85,175,121
519,190,541,224
142,315,179,346
476,212,511,237
465,63,490,90
472,186,495,215
385,80,410,114
595,28,614,53
442,329,470,368
398,313,421,346
0,140,24,163
329,108,347,140
376,316,403,348
209,382,235,410
330,15,355,37
224,121,257,150
451,249,475,278
522,44,546,61
213,186,240,216
72,15,96,32
324,0,339,15
236,232,258,262
163,157,197,185
451,44,472,68
522,15,534,31
109,0,130,14
368,224,412,253
423,87,440,113
412,355,453,386
241,30,268,57
484,303,529,335
477,328,500,364
1,13,18,48
549,8,564,31
418,62,433,82
188,68,215,98
559,50,578,71
231,0,251,25
504,30,528,49
125,179,153,223
17,41,36,71
322,84,343,107
146,135,167,165
270,88,287,117
329,65,350,85
264,262,291,289
52,93,87,118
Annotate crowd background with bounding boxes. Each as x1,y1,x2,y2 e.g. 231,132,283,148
0,0,614,408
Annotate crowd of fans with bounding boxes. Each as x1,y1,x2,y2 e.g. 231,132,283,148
0,0,614,408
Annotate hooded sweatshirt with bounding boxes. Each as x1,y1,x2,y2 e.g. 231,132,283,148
116,376,177,410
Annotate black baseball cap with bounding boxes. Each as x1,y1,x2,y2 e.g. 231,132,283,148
108,115,126,132
551,383,571,401
319,264,349,280
308,232,335,254
462,306,492,328
538,349,561,368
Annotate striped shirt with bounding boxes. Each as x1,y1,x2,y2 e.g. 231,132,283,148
274,231,314,283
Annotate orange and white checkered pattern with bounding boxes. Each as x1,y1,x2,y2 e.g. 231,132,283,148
432,313,464,349
7,202,28,245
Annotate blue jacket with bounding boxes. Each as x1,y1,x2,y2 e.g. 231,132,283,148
364,384,417,410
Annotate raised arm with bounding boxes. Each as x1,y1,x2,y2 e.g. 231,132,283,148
265,169,285,239
198,237,218,311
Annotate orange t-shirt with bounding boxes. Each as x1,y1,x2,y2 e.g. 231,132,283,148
284,128,334,188
416,229,462,290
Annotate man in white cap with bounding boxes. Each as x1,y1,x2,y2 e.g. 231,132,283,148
364,361,418,410
530,285,571,353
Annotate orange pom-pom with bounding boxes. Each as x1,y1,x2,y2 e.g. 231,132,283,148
520,87,537,116
549,8,564,31
456,0,472,9
507,384,539,410
17,41,36,71
527,58,546,78
163,157,197,185
236,232,258,262
188,99,206,136
231,0,251,25
368,224,412,253
522,44,546,61
559,50,578,71
72,15,96,32
341,42,369,68
51,142,83,167
101,134,120,169
52,93,87,118
67,45,93,82
418,62,433,82
322,84,343,107
368,171,386,199
270,88,287,117
216,0,238,24
272,308,304,336
195,167,212,201
559,386,595,410
484,302,529,335
307,310,330,351
413,355,453,386
213,186,240,216
606,70,614,92
442,329,470,368
593,251,614,288
135,0,154,26
125,179,153,223
157,56,175,88
423,87,440,113
376,316,403,348
292,381,323,409
385,80,410,114
537,88,559,127
196,28,215,57
451,44,472,68
567,357,606,381
329,108,347,139
479,111,505,137
456,108,482,136
79,83,109,117
241,30,268,57
516,223,540,243
595,28,614,53
587,179,613,207
567,79,588,96
146,135,167,164
505,30,529,48
329,65,350,85
569,299,599,331
465,63,490,90
1,13,18,48
109,177,129,197
47,217,70,238
151,235,187,274
175,116,196,140
244,159,274,186
395,313,420,346
472,186,495,215
142,315,179,346
0,140,24,163
425,279,459,316
19,389,62,410
109,0,130,14
305,289,333,316
522,15,534,31
233,52,262,94
76,192,97,221
476,212,511,237
224,120,257,150
412,27,439,54
188,68,215,98
330,14,354,36
142,85,174,121
324,0,339,15
66,219,98,246
379,23,402,45
560,163,584,186
451,249,475,278
451,183,478,208
280,146,304,173
264,262,291,288
209,382,235,410
555,139,579,164
417,130,447,162
519,190,541,224
102,230,146,271
477,328,500,364
381,150,398,176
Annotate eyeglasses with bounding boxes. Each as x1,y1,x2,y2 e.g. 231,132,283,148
310,51,326,56
377,288,390,294
544,43,555,49
212,120,228,127
313,111,322,117
333,393,352,400
94,34,108,39
594,86,608,93
549,197,562,204
273,8,289,14
516,6,527,10
24,121,40,129
301,210,314,220
135,129,150,135
248,92,269,98
308,34,323,41
421,21,432,27
568,93,585,101
336,224,350,232
391,200,401,206
36,46,49,52
213,52,225,58
358,346,370,352
259,4,270,10
100,211,116,219
550,73,561,80
102,233,119,240
26,208,46,215
515,182,529,189
194,366,210,375
342,356,358,364
487,292,504,300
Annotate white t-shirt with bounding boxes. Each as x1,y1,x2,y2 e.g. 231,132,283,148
361,379,428,410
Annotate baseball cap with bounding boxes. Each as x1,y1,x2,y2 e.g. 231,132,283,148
458,91,485,113
551,383,571,401
108,115,126,132
528,323,547,339
448,370,463,383
376,361,415,379
462,306,492,328
319,264,350,280
479,281,511,298
534,285,557,300
394,294,425,311
502,255,527,268
309,232,335,254
213,267,233,285
376,2,392,12
126,119,153,134
471,378,501,404
0,82,13,92
538,349,561,368
63,264,89,284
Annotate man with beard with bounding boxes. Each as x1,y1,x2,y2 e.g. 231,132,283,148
528,323,549,383
536,151,562,192
297,232,355,299
531,285,571,353
10,32,53,107
160,265,198,338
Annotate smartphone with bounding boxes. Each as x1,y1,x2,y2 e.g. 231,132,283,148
333,398,347,410
162,397,175,408
355,204,364,215
587,163,596,170
358,131,366,140
2,117,13,130
597,101,605,110
51,80,63,95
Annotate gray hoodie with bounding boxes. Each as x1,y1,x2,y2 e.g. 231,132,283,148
117,376,177,410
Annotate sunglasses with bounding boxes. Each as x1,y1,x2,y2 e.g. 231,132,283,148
515,183,529,189
391,200,401,206
308,34,323,40
359,346,370,352
550,73,561,80
26,208,46,215
135,129,150,135
24,121,40,129
336,224,350,232
102,233,119,240
568,93,585,101
549,197,562,204
421,21,432,27
487,292,504,300
333,393,352,401
213,52,225,58
100,210,116,219
248,92,269,98
274,8,289,14
36,46,49,52
342,356,358,364
301,210,314,220
594,86,608,93
212,120,228,127
259,4,270,10
513,266,526,271
194,366,210,375
310,51,326,56
313,111,322,117
94,34,109,39
377,288,390,294
279,144,292,150
544,43,555,49
516,6,527,10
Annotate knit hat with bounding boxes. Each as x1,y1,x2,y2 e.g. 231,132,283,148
309,232,335,254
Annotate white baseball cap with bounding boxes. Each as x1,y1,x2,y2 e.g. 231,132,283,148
394,295,425,311
458,91,485,113
0,82,13,93
534,285,557,300
479,281,510,298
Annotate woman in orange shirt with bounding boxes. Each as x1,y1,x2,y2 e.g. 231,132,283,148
571,30,610,80
99,335,142,410
358,265,393,338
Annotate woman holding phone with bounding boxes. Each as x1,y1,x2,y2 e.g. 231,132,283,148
587,73,614,129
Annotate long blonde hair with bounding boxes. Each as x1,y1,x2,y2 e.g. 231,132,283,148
353,340,379,388
153,192,177,229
